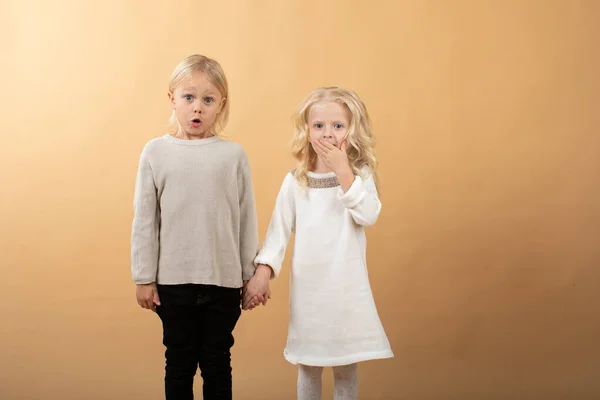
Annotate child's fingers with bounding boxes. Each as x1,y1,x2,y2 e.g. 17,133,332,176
340,140,348,152
243,293,255,308
242,293,268,310
242,288,253,305
242,296,251,309
242,296,252,309
314,141,333,162
248,295,261,310
319,140,335,151
261,290,270,305
153,291,161,306
319,140,336,154
243,293,258,309
312,140,325,155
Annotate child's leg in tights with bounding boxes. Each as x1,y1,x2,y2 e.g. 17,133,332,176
298,364,324,400
333,363,358,400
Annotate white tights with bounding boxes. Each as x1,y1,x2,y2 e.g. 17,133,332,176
297,363,358,400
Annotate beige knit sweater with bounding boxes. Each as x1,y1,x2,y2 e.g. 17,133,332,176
130,134,259,288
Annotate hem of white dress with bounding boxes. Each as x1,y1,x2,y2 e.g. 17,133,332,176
283,349,394,367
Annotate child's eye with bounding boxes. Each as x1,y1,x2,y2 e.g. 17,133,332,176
334,124,343,129
314,123,323,129
184,95,193,101
204,97,214,104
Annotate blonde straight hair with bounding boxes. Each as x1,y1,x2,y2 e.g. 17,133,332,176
167,54,230,136
290,87,379,191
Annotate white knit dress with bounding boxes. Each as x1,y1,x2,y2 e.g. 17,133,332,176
254,167,393,367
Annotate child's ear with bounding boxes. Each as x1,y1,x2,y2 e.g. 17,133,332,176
219,97,227,113
167,92,175,109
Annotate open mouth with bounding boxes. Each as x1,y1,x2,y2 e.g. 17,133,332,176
192,118,201,124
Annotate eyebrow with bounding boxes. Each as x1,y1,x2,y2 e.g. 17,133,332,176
180,88,218,98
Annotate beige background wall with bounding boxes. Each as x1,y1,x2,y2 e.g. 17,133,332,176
1,1,599,399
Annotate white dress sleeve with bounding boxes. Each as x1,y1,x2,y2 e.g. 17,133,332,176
337,166,381,226
254,172,296,279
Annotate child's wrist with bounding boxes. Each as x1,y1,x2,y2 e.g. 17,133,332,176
337,165,355,191
256,264,273,279
335,163,351,177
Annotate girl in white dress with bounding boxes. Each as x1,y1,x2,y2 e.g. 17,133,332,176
243,87,393,399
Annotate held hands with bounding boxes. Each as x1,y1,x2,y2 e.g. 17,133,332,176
242,264,272,311
136,282,161,312
135,268,270,313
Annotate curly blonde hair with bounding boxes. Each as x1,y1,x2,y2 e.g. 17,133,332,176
167,54,230,137
290,87,379,191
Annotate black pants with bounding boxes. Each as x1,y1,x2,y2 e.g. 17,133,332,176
156,284,242,400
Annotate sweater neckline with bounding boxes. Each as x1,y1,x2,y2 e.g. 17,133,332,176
162,133,221,146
